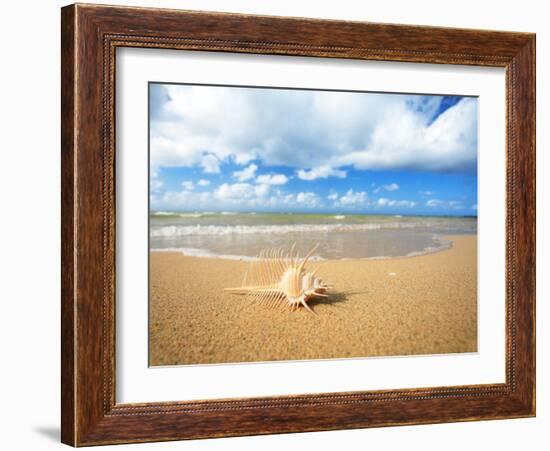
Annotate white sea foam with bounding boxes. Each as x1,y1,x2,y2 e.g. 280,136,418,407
149,222,435,237
151,247,325,261
405,238,452,257
150,241,451,261
152,247,258,261
152,211,178,216
149,217,474,260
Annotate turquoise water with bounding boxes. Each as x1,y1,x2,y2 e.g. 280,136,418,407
150,212,477,260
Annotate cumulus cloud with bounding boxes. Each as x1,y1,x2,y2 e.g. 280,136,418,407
151,189,213,211
337,189,368,206
150,84,477,175
335,98,477,173
233,164,288,186
377,198,417,208
201,154,220,174
296,192,321,207
255,184,271,198
426,199,462,209
151,179,163,192
374,183,399,193
152,183,329,211
297,165,347,181
149,85,477,212
214,183,271,201
233,163,257,182
181,181,195,191
255,173,289,185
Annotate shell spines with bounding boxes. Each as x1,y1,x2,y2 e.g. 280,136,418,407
225,244,330,313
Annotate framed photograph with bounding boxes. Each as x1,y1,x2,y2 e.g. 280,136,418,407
61,3,536,446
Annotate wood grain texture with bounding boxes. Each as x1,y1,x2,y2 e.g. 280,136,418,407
60,5,76,446
60,3,536,446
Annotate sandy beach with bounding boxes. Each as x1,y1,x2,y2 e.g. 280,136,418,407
149,235,477,366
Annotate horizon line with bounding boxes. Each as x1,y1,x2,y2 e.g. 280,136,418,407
150,209,477,218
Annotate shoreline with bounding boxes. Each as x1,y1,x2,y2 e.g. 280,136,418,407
149,234,477,366
149,233,468,262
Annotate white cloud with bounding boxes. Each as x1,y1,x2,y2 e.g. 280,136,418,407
181,181,194,191
150,166,164,193
154,183,421,212
233,163,257,182
296,192,321,207
151,179,163,193
254,184,271,198
336,98,477,173
197,179,210,186
234,153,255,165
374,183,399,193
426,199,462,209
337,189,368,206
419,190,435,196
233,165,288,186
283,193,295,204
201,154,220,174
215,183,255,200
152,183,331,212
151,189,213,211
255,173,289,185
155,185,315,211
150,85,477,175
378,198,417,208
213,182,272,201
297,165,347,181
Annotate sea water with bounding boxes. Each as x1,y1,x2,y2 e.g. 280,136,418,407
149,212,476,260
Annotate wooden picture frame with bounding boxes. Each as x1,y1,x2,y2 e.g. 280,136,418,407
61,3,535,446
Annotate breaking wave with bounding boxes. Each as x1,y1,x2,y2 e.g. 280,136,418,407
149,221,446,237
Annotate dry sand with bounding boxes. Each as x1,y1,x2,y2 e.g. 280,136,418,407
149,235,477,366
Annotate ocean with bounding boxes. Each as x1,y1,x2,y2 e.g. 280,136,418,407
149,212,477,260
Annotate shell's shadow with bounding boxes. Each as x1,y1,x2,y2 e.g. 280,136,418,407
309,290,365,308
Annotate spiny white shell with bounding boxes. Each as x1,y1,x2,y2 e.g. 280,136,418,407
225,244,330,313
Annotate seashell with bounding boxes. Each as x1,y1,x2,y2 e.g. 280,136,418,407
225,244,331,313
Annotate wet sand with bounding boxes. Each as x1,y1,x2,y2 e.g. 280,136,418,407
149,235,477,366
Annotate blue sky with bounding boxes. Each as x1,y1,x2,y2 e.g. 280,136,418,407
150,83,477,216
